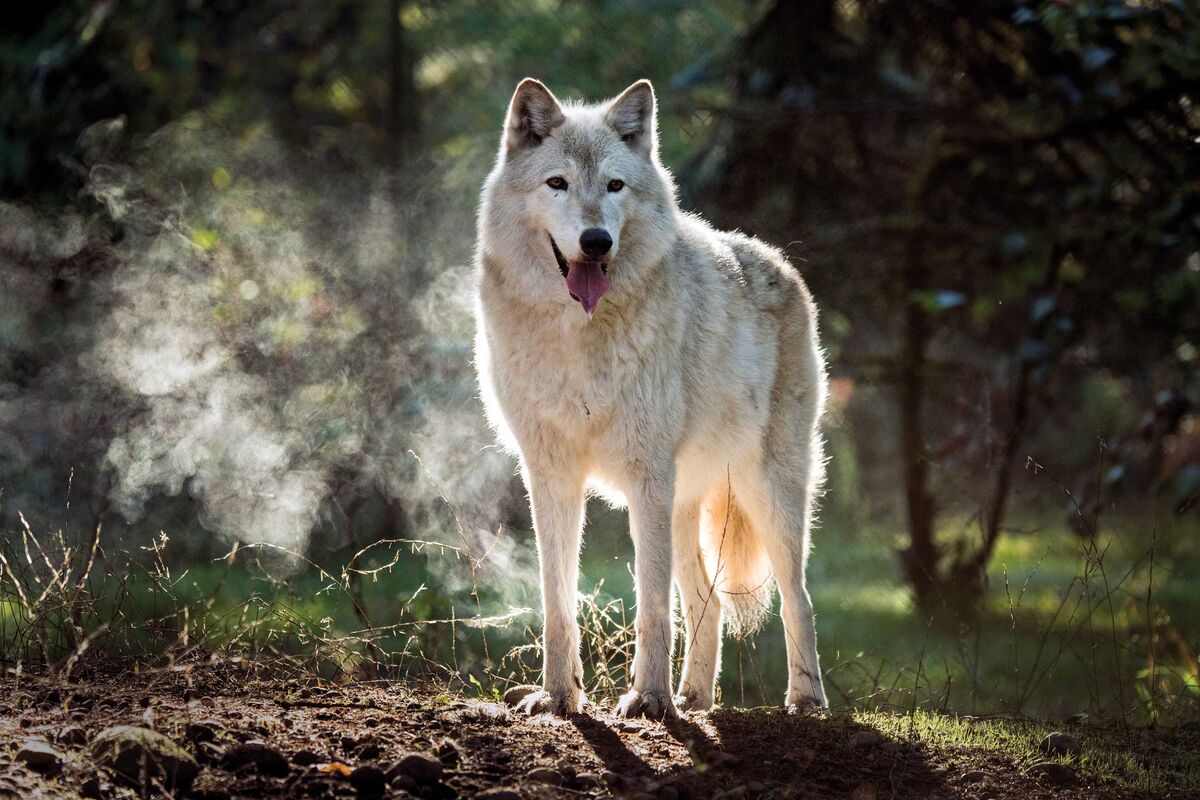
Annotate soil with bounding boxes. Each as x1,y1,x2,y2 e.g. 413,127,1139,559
0,663,1182,799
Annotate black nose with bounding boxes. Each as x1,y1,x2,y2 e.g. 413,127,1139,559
579,228,613,258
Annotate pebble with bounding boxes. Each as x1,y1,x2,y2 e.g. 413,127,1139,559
1039,731,1081,757
437,737,463,767
220,741,290,777
349,765,387,797
502,686,539,707
185,719,223,744
1029,761,1077,785
526,766,562,785
85,725,199,792
291,749,321,766
57,725,89,748
574,772,603,789
389,752,444,785
16,740,63,773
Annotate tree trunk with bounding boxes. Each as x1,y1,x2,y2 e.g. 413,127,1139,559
386,0,418,163
897,230,938,606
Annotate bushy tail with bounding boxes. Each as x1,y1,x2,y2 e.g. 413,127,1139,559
700,485,774,636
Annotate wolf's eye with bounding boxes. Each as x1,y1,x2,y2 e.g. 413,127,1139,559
607,179,625,192
546,176,567,190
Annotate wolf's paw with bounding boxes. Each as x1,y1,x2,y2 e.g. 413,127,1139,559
673,687,713,713
504,684,584,716
614,689,676,721
784,693,828,715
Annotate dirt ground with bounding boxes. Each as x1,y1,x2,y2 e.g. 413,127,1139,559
0,663,1187,799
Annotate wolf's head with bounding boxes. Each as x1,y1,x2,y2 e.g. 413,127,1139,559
479,79,677,317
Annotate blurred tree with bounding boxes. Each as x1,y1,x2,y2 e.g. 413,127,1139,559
699,0,1200,610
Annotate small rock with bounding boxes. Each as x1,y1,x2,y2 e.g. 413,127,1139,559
1039,731,1081,758
350,765,387,797
185,719,223,744
849,730,883,748
1029,761,1077,785
85,725,199,792
526,767,562,785
437,737,462,767
476,790,522,800
617,721,642,734
221,741,289,777
388,752,444,785
79,776,102,799
195,740,224,764
540,742,557,755
962,770,988,784
390,773,418,792
292,749,321,766
601,769,623,787
57,725,89,748
16,740,63,773
503,686,539,708
574,772,603,789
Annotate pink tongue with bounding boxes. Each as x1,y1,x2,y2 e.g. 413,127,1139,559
566,261,610,315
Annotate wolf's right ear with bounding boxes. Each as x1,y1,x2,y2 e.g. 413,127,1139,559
504,78,564,154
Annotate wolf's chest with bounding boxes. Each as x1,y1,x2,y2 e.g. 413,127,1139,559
492,324,651,435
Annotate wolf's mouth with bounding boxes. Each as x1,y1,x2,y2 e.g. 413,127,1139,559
549,235,571,278
549,234,610,316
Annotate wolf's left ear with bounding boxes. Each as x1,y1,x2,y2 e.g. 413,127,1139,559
605,80,657,154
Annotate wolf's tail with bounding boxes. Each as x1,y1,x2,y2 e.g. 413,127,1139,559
699,484,775,637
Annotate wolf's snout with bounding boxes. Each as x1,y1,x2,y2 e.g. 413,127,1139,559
580,228,613,258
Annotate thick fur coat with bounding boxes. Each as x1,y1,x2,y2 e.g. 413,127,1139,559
474,79,828,718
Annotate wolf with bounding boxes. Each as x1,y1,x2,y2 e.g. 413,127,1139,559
474,78,829,719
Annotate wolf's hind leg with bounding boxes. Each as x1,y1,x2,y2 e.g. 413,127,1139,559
672,500,720,711
514,464,587,716
736,463,827,710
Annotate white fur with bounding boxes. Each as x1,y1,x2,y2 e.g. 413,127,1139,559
475,79,829,717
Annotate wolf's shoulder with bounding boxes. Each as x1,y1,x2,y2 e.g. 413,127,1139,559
675,213,812,313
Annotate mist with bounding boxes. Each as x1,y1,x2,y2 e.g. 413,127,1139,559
0,116,532,596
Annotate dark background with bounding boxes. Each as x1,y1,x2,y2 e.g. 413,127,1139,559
1,1,1198,718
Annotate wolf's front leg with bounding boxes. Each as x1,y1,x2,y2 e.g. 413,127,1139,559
615,470,676,720
512,464,587,716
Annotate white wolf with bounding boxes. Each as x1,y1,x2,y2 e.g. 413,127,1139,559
474,78,828,719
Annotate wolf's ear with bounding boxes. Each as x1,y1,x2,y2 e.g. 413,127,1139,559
504,78,564,153
605,80,657,154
